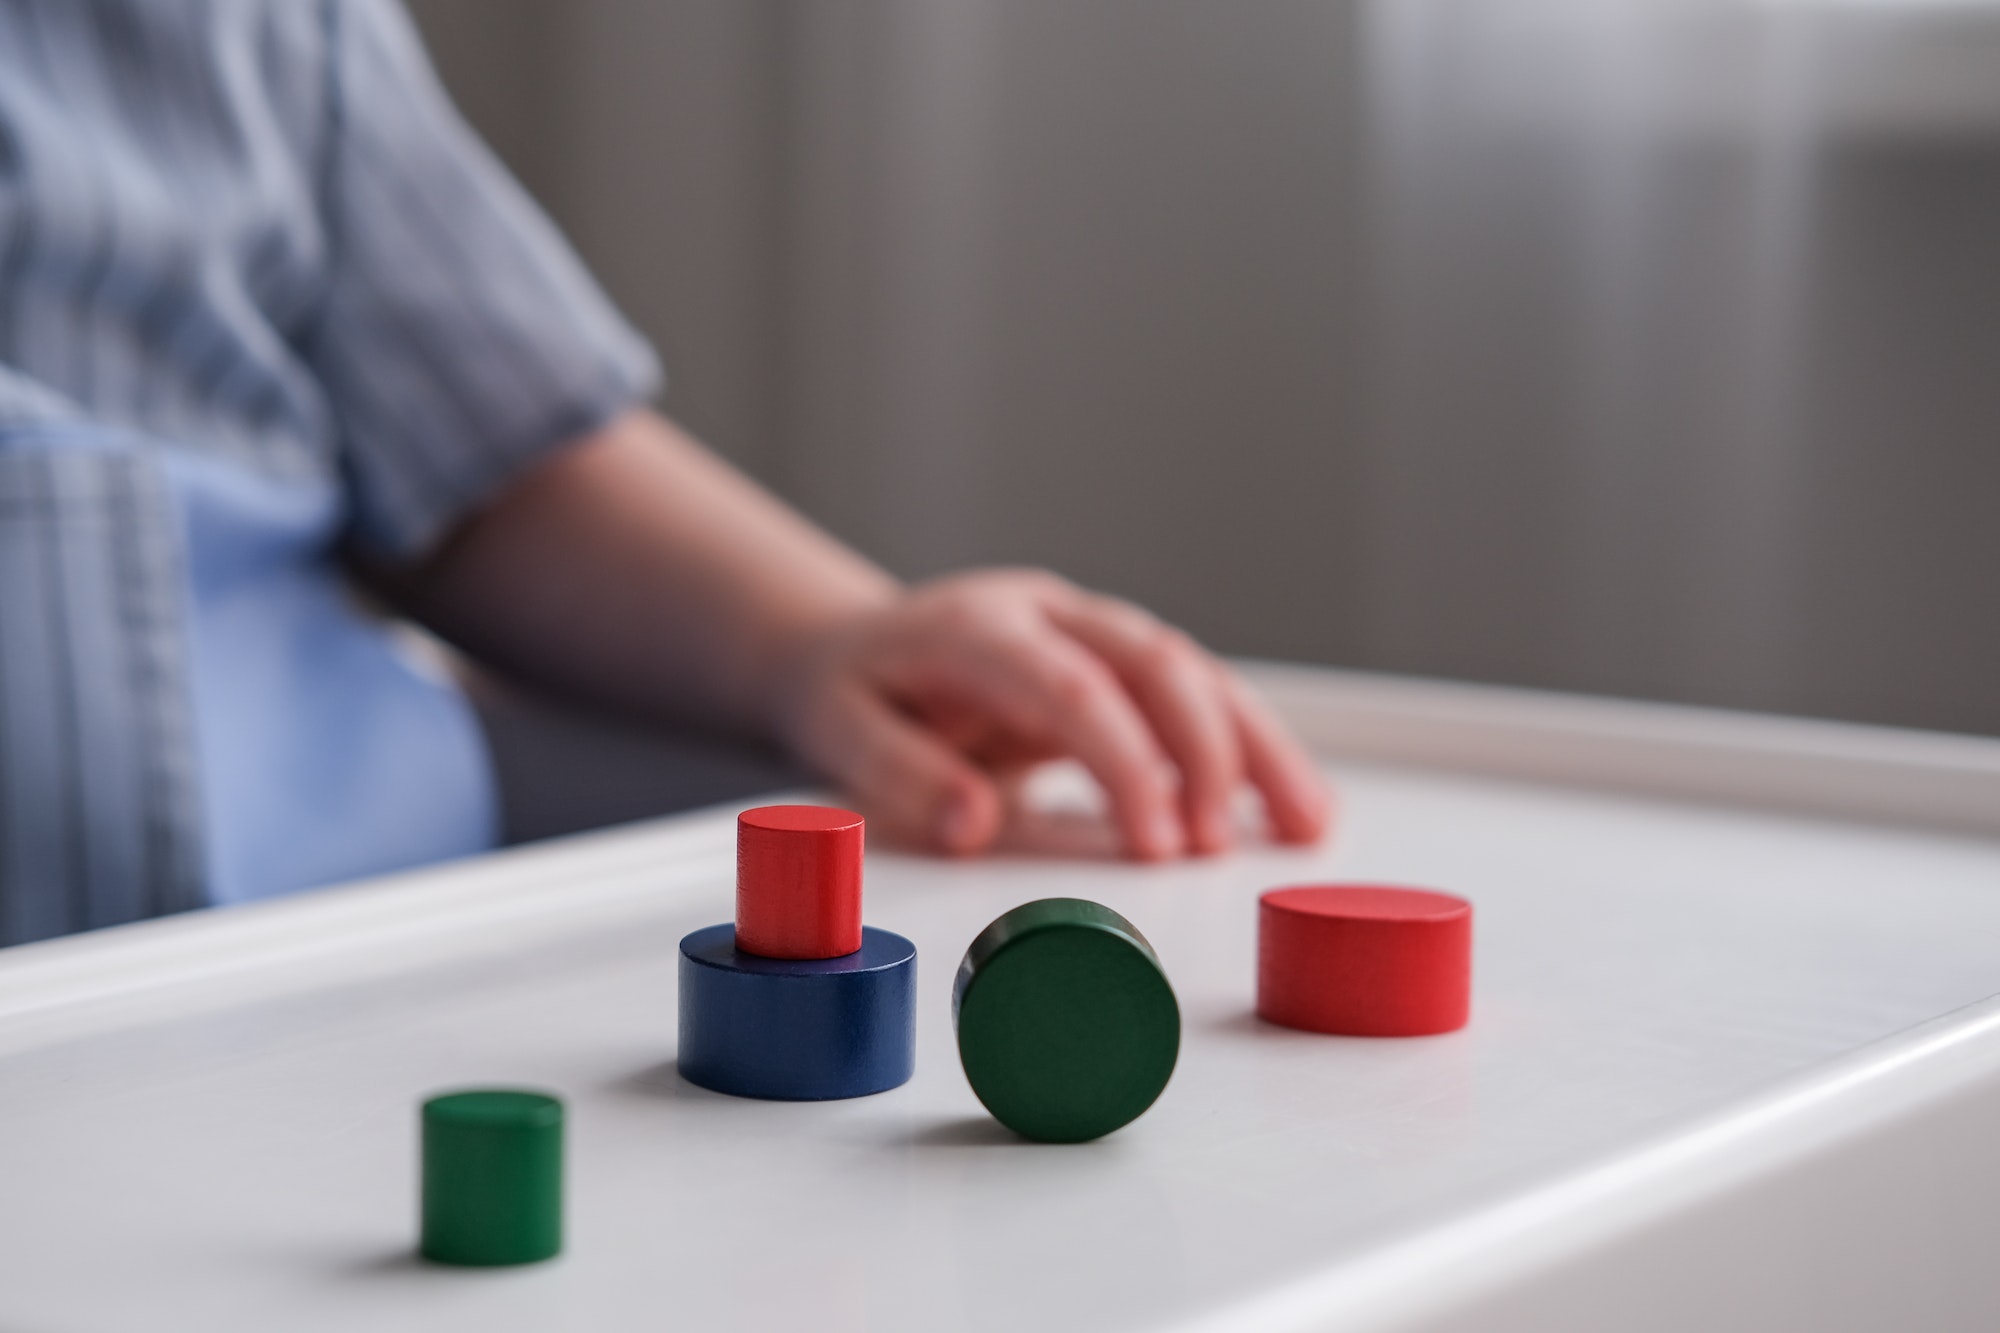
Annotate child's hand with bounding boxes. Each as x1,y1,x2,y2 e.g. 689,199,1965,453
393,416,1330,860
777,569,1333,859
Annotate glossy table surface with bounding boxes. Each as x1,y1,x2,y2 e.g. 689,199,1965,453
4,665,1999,1332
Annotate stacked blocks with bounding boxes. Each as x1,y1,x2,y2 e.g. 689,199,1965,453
954,898,1180,1142
419,1089,565,1267
1257,884,1472,1036
678,805,917,1100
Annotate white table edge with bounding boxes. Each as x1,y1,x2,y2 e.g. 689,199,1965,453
1163,986,2000,1332
1237,660,2000,842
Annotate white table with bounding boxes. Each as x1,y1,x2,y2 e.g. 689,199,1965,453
4,665,2000,1333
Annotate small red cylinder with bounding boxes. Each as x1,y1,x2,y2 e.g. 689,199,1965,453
1257,884,1471,1036
735,805,865,959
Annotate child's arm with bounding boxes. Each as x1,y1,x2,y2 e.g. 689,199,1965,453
368,408,1331,860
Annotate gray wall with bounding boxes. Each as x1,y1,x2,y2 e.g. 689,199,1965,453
409,0,2000,737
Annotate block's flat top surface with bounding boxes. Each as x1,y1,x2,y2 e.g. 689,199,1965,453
738,803,865,834
680,922,914,976
955,898,1179,1144
3,671,2000,1332
1262,884,1470,923
423,1090,563,1132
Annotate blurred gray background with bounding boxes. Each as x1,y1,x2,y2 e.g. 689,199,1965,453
408,0,2000,738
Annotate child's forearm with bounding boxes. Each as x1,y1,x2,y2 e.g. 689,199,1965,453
365,406,1332,859
369,408,898,736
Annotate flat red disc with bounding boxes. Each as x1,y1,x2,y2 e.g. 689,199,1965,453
1257,884,1471,1036
735,805,865,960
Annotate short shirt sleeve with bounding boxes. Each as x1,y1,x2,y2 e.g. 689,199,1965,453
303,0,662,559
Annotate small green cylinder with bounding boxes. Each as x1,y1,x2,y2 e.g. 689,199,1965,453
419,1089,565,1267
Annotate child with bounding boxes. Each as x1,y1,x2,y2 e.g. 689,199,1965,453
0,0,1328,946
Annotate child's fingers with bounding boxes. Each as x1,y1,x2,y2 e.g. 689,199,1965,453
914,623,1183,861
1224,672,1334,844
800,681,1003,854
1044,596,1244,854
990,632,1186,860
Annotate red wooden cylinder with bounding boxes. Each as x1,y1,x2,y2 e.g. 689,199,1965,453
735,805,865,960
1257,884,1472,1036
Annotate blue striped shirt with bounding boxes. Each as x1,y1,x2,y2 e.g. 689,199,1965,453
0,0,660,943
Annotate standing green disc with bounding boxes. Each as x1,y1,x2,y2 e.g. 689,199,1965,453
420,1089,565,1267
953,898,1180,1143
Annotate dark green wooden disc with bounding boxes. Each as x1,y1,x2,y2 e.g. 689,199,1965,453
953,898,1180,1143
420,1089,564,1267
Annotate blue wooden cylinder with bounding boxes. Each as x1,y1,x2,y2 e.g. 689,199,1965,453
677,924,917,1100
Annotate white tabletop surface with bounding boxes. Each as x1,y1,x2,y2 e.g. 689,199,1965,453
3,668,2000,1332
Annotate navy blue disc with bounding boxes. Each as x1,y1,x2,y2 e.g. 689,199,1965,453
677,924,917,1100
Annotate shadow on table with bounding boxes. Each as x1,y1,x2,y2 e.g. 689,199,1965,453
335,1248,431,1279
601,1059,738,1103
900,1115,1020,1149
1203,1008,1300,1041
